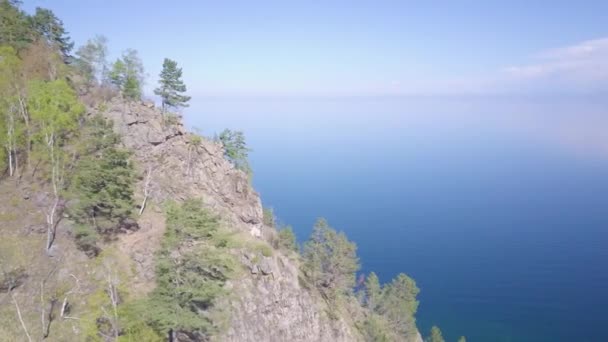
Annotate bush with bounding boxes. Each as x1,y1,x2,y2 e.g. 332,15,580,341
73,224,101,257
277,226,298,252
163,112,180,126
263,207,275,227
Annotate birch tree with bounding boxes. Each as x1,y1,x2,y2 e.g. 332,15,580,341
0,45,22,176
28,79,83,251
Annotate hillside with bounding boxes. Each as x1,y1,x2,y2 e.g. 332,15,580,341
0,2,429,341
0,96,424,342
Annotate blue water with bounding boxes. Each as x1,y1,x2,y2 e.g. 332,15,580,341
187,96,608,342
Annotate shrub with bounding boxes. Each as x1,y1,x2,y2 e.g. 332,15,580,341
277,226,298,252
263,207,275,227
164,112,180,126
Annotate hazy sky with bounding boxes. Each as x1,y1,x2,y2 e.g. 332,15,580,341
22,1,608,97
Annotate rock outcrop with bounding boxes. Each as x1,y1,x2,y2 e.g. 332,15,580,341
98,99,263,235
92,99,420,342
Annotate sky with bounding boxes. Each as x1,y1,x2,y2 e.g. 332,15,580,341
21,0,608,97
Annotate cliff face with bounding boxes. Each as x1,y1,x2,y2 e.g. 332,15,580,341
0,97,420,342
96,99,365,342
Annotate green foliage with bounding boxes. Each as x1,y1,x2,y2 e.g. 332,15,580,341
117,301,164,342
163,112,180,126
364,272,381,311
71,148,135,228
458,336,467,342
68,115,134,254
154,58,191,112
252,241,274,257
277,225,298,252
28,79,83,185
218,128,251,173
75,35,108,84
377,273,420,338
28,79,83,142
427,326,445,342
70,146,135,235
189,133,202,146
109,58,126,88
0,1,33,50
109,49,144,100
142,199,238,338
263,207,275,227
73,224,101,256
302,218,360,299
77,114,120,155
357,313,393,342
30,7,73,59
0,45,22,174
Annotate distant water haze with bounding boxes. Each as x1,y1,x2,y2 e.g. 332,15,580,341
185,95,608,341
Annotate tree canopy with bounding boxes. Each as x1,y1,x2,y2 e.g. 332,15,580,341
109,49,144,100
75,35,108,85
30,7,74,59
218,129,251,172
154,58,190,112
302,218,360,299
427,326,445,342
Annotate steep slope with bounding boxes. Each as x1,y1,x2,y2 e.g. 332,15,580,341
0,96,422,342
94,99,368,341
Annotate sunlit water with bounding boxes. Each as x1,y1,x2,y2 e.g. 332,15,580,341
186,95,608,342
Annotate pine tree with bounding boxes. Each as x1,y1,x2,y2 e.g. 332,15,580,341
154,58,191,113
109,59,126,89
122,49,144,100
0,0,32,50
365,272,382,311
30,7,74,59
302,218,360,299
427,326,445,342
218,129,251,172
75,35,109,84
109,49,144,100
377,273,420,338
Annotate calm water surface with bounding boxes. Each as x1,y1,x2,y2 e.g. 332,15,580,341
188,96,608,341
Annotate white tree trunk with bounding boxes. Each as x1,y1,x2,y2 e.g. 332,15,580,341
45,132,60,252
11,293,32,342
139,166,153,215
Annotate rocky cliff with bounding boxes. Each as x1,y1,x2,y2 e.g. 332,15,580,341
0,97,421,342
96,99,372,342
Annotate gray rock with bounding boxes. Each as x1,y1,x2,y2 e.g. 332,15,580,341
258,256,273,276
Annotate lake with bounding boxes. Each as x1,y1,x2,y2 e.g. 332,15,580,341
186,95,608,342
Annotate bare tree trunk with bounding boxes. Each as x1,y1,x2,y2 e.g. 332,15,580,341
6,105,16,177
45,132,60,253
105,266,120,341
187,146,192,177
17,94,31,170
11,292,33,342
40,282,45,338
139,166,153,215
